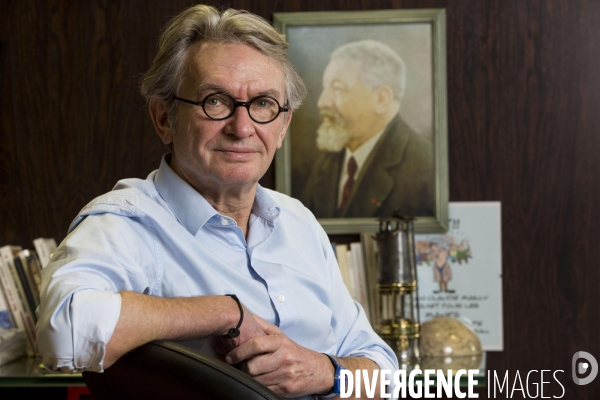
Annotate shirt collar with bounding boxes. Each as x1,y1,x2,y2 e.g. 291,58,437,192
153,154,280,235
252,185,280,223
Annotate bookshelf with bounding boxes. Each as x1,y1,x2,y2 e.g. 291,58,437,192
0,357,84,387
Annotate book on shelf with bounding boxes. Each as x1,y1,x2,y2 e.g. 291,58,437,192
333,242,372,323
33,237,57,269
14,250,40,317
335,244,352,292
24,250,43,302
360,233,380,326
0,246,24,331
0,245,38,356
350,242,370,322
344,246,359,302
0,284,14,330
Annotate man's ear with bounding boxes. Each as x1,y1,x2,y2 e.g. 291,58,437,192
276,110,292,148
149,96,174,145
372,85,395,115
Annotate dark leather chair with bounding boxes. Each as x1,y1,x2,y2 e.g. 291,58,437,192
83,340,284,400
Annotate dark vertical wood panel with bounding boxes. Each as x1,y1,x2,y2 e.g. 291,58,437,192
1,0,599,398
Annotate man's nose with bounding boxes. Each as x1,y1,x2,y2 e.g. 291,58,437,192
225,106,255,138
317,88,331,109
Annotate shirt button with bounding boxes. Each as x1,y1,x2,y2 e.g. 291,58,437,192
220,218,228,225
278,295,285,303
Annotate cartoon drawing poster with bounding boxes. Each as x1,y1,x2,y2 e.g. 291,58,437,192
415,202,503,350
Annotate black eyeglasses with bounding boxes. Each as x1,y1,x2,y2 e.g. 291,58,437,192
173,92,289,124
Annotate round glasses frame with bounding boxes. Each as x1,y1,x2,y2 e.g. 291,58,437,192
173,92,289,124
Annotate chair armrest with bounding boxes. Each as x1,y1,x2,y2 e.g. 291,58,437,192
83,340,284,400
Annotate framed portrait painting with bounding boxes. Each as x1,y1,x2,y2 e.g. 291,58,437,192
273,9,448,234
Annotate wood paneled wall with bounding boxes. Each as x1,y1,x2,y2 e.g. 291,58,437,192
1,0,599,398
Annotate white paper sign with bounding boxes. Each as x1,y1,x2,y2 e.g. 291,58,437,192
416,202,503,350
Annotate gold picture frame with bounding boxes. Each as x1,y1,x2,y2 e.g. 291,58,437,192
274,9,448,234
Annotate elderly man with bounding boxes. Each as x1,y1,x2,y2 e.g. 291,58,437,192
36,5,397,399
301,40,434,219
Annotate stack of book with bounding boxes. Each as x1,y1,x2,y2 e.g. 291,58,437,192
331,233,380,325
0,238,57,359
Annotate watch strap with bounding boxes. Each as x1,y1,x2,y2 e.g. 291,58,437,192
323,353,346,396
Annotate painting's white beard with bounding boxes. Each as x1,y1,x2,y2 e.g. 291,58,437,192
316,111,351,152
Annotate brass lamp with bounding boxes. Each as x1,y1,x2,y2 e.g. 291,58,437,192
374,214,420,366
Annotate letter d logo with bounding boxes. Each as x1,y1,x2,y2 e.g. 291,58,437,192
572,351,598,385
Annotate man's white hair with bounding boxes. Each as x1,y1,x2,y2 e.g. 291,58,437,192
330,39,406,100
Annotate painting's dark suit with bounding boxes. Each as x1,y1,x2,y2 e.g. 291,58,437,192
300,115,434,218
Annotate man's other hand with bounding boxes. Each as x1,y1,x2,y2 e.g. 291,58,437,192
224,317,334,398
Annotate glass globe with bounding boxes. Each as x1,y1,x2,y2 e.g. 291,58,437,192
420,317,483,371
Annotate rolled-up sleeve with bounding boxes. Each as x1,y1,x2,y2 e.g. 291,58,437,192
37,285,121,372
36,212,155,372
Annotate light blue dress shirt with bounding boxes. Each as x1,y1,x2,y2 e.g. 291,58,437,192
36,155,398,395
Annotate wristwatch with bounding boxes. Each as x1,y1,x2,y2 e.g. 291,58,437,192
322,354,347,397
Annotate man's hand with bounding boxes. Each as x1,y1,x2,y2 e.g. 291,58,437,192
224,317,334,397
